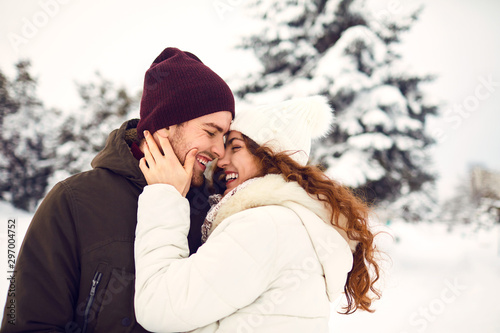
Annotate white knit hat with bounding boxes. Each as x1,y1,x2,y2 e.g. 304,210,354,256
230,95,334,165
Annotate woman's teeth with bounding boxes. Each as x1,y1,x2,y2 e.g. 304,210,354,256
226,173,238,182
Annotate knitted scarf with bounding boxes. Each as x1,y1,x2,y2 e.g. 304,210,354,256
201,178,259,243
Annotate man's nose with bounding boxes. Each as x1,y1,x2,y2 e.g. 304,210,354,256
212,138,225,159
217,154,229,169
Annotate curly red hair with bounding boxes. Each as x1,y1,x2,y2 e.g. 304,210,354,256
241,136,383,314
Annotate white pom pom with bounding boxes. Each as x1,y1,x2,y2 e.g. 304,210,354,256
291,95,335,139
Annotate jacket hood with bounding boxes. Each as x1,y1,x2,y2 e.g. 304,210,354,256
91,119,147,189
212,174,358,251
211,174,355,301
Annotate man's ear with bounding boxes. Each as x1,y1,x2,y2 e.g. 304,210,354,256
155,127,170,138
151,128,171,155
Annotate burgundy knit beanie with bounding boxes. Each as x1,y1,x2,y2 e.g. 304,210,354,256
137,48,235,140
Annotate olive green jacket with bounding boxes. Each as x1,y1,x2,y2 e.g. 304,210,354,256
1,119,211,332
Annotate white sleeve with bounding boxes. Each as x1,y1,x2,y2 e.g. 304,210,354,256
134,185,278,333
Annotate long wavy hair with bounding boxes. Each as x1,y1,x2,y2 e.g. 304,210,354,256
229,134,383,314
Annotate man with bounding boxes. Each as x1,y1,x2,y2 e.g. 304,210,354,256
0,48,234,332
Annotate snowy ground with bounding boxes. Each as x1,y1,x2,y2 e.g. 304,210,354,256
330,219,500,333
1,201,499,332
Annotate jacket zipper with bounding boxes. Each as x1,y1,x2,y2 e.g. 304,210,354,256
82,271,102,333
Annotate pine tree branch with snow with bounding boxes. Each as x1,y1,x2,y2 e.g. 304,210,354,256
232,0,438,221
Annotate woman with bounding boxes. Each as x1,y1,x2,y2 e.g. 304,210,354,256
134,96,381,333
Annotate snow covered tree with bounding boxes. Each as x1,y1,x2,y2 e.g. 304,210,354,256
0,70,16,203
0,71,16,128
50,72,139,186
0,64,139,210
0,61,60,211
232,0,438,218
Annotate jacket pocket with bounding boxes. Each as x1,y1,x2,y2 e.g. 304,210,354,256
82,270,103,333
77,263,142,332
75,262,110,332
92,267,141,332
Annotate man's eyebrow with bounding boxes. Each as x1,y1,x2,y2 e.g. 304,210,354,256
203,122,225,133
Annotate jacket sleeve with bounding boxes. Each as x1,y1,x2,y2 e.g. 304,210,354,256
134,184,278,333
1,182,80,332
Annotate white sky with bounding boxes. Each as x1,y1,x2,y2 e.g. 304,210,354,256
1,0,499,201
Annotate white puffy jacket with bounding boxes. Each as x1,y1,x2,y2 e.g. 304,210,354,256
135,174,354,333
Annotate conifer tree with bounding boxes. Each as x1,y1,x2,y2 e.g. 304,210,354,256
0,61,60,211
233,0,438,219
50,72,139,185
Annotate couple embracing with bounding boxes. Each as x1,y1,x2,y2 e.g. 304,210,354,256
1,47,381,332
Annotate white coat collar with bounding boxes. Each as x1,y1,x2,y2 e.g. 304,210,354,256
211,174,358,252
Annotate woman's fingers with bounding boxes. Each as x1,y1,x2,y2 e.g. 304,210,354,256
155,130,176,160
139,157,152,183
140,129,194,196
181,148,198,196
142,137,155,168
184,148,198,175
144,130,162,163
144,130,178,169
139,157,147,171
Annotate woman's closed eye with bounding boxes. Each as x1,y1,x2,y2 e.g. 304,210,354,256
231,145,242,151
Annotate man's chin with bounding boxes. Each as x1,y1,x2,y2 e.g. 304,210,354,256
191,172,205,188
